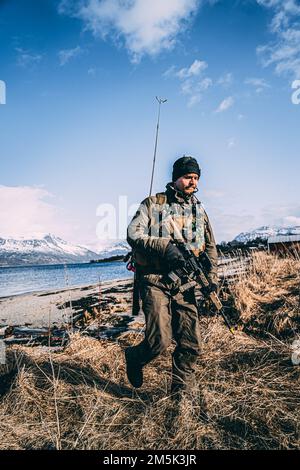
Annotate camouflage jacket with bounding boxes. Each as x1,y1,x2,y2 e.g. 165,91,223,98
127,182,218,284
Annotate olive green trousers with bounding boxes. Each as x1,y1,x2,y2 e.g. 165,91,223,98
130,275,202,388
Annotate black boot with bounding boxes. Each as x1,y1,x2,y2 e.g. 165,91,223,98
124,347,143,388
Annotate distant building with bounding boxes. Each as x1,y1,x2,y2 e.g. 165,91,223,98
267,235,300,256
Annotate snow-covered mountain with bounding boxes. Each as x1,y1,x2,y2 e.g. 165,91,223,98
96,241,130,259
0,234,98,266
233,226,300,244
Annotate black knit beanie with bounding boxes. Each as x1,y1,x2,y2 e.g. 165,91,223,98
172,156,201,182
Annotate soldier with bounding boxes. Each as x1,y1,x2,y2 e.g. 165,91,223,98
126,156,218,399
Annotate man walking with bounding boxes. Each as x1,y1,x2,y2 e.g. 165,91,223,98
126,156,218,398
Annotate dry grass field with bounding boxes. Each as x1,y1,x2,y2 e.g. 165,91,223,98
0,252,299,450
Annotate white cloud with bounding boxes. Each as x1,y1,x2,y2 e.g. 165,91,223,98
0,185,85,244
208,207,255,242
58,46,82,66
187,94,202,107
0,185,59,238
215,96,234,113
164,58,212,107
198,77,213,90
217,72,233,87
283,215,300,225
176,59,207,79
256,1,279,7
0,80,6,105
256,0,300,78
15,48,43,68
88,67,97,75
259,203,300,227
244,77,271,93
209,202,300,242
180,78,193,94
0,185,116,249
227,137,236,149
184,76,213,105
163,65,177,78
59,0,200,62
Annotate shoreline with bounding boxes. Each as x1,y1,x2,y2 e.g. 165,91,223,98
0,256,247,329
0,278,134,329
0,255,239,299
0,276,132,300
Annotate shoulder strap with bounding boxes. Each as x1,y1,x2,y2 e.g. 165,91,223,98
154,193,167,238
155,192,167,205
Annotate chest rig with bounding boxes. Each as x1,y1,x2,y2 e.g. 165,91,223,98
153,192,206,257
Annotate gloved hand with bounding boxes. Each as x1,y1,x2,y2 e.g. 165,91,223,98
209,282,219,293
164,242,186,270
202,282,219,297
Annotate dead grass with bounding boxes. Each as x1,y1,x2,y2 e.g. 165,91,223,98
0,251,299,450
229,251,300,339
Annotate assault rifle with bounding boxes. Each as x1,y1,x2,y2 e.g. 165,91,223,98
165,242,235,335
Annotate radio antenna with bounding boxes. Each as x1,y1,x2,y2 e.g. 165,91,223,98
149,96,167,196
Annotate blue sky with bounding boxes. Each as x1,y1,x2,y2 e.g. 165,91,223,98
0,0,300,248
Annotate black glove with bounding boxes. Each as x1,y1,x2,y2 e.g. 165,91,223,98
209,282,219,293
164,242,186,270
203,282,219,296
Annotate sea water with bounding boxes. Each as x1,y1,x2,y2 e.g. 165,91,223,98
0,261,132,298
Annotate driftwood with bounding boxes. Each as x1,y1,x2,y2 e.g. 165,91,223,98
2,326,69,347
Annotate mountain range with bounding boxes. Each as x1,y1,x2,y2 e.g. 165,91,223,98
233,225,300,244
0,234,131,267
0,234,99,266
1,226,299,266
